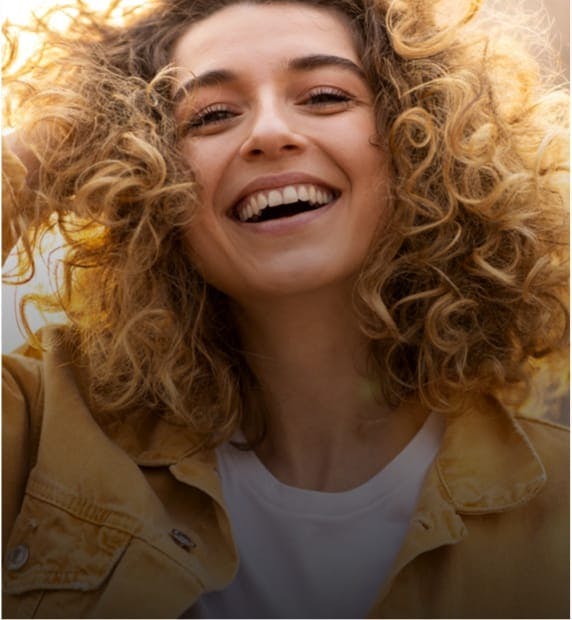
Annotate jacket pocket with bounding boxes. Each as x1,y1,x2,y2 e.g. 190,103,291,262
3,493,131,617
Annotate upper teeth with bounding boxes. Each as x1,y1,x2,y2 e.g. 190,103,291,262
236,184,335,222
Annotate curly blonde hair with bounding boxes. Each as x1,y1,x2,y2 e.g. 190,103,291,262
3,0,569,446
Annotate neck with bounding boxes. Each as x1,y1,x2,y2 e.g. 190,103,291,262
233,285,427,491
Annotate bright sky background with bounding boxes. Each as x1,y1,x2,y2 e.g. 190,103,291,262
2,0,138,353
1,0,569,353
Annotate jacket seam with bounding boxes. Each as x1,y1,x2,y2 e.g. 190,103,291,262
7,558,119,590
17,589,44,618
129,533,208,588
4,545,131,595
26,477,141,535
29,364,44,471
5,535,205,593
437,414,547,514
454,487,545,515
25,479,207,584
514,414,570,433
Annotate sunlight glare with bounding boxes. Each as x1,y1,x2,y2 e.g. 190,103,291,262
2,0,135,352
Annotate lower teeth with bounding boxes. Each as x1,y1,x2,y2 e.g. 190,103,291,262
247,200,324,223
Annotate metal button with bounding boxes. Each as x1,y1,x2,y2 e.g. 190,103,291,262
170,528,196,551
6,544,29,571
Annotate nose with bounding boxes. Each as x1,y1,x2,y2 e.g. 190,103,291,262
239,95,305,160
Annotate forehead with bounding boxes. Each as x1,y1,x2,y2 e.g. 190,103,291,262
171,3,360,72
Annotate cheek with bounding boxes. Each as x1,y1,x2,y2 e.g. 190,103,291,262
353,149,393,243
179,142,245,291
179,153,225,262
351,140,391,202
184,210,224,275
333,115,385,187
180,140,225,204
183,202,248,298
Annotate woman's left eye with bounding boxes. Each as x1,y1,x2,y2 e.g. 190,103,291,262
302,88,353,108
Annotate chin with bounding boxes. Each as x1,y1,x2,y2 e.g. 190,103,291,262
225,266,358,303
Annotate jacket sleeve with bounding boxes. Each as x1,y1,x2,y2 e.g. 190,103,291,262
2,350,44,549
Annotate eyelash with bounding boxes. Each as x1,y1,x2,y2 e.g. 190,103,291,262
184,103,238,130
302,87,353,107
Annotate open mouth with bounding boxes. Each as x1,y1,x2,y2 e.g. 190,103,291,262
232,183,340,224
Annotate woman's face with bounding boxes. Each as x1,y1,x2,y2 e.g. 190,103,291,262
172,2,390,303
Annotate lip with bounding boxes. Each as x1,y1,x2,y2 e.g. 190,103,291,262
227,172,340,217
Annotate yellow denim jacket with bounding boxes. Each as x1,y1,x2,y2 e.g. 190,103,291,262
2,145,570,618
2,325,569,619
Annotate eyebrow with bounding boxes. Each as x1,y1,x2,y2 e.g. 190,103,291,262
288,54,365,79
174,54,366,103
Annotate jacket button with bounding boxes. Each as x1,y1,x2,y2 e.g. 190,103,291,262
6,544,29,570
170,528,196,551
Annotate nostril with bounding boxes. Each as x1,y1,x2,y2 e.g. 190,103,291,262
240,132,304,158
247,144,297,157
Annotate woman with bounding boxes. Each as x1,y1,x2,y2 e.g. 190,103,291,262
2,0,569,617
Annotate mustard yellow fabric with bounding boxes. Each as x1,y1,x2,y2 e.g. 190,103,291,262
2,326,569,619
2,144,569,618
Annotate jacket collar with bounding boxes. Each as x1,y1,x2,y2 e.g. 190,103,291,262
104,393,546,515
367,395,548,614
435,395,546,513
98,407,206,466
43,323,547,514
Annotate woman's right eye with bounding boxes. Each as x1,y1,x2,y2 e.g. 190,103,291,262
183,104,238,134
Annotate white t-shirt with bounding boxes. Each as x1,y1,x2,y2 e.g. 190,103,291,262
196,412,444,619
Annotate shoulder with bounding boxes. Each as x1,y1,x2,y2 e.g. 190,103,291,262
515,414,569,495
516,415,569,464
3,324,78,408
515,414,569,442
2,324,84,546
